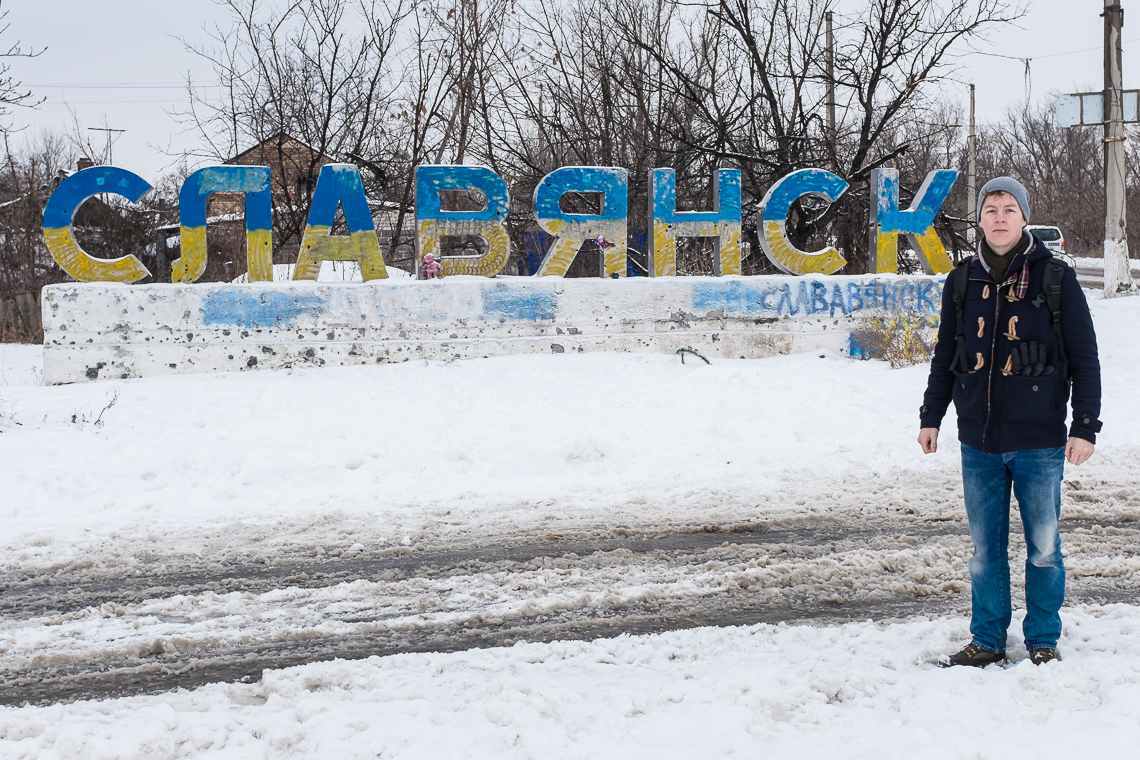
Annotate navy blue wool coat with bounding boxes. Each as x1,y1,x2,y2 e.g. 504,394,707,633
920,237,1102,454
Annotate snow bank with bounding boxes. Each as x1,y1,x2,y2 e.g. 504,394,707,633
2,605,1138,759
1070,255,1140,272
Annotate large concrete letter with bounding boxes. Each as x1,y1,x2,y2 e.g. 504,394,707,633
869,168,957,275
758,169,848,275
295,164,387,281
533,167,628,277
42,167,152,283
416,165,510,277
649,168,741,277
174,166,273,283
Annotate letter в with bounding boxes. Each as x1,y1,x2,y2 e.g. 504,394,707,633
415,165,510,277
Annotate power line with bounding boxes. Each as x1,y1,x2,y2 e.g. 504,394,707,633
1036,37,1139,60
40,99,192,105
88,126,126,165
956,36,1140,63
26,82,225,90
952,36,1140,102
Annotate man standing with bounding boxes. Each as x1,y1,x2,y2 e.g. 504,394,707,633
918,177,1102,667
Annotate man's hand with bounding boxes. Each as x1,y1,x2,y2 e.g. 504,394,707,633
1065,437,1095,466
918,427,939,454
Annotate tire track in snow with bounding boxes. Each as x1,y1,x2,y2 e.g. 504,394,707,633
1,517,1136,706
0,519,955,620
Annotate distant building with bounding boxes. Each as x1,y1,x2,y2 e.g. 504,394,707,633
206,132,334,219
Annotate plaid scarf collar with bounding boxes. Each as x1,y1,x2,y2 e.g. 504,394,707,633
974,233,1033,301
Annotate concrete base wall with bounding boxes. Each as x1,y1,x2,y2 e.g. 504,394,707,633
42,275,944,384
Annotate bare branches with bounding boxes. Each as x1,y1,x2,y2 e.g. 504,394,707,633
167,0,1022,275
0,1,44,126
176,0,410,253
837,0,1021,182
976,98,1108,254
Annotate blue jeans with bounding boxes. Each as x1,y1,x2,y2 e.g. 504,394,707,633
961,443,1066,653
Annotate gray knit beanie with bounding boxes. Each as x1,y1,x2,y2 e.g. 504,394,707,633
977,177,1030,223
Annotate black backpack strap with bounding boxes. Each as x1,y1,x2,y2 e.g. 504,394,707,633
948,258,972,374
1032,257,1069,379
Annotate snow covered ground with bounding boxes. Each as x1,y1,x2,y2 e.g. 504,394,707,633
1,293,1139,757
4,295,1139,572
230,260,414,283
2,605,1139,759
0,345,41,388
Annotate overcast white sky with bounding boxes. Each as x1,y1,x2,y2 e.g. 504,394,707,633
1,0,1133,178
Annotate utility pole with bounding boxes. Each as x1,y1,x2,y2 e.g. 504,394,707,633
967,84,976,249
825,11,837,171
1103,0,1135,295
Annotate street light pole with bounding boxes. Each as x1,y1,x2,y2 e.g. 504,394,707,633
967,83,976,249
826,10,836,173
1103,0,1134,295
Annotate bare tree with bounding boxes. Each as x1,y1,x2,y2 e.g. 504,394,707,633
714,0,1020,270
0,133,69,301
524,0,1021,273
175,0,1023,277
976,98,1114,255
376,0,488,269
880,94,1135,263
179,0,409,260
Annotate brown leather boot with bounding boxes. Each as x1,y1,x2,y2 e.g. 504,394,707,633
939,643,1005,668
1028,648,1061,665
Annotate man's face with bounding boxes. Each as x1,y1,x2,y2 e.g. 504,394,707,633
979,191,1025,254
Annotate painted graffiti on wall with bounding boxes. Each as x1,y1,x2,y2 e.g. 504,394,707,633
42,163,960,283
193,277,940,330
691,277,943,319
533,167,628,277
847,315,941,364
